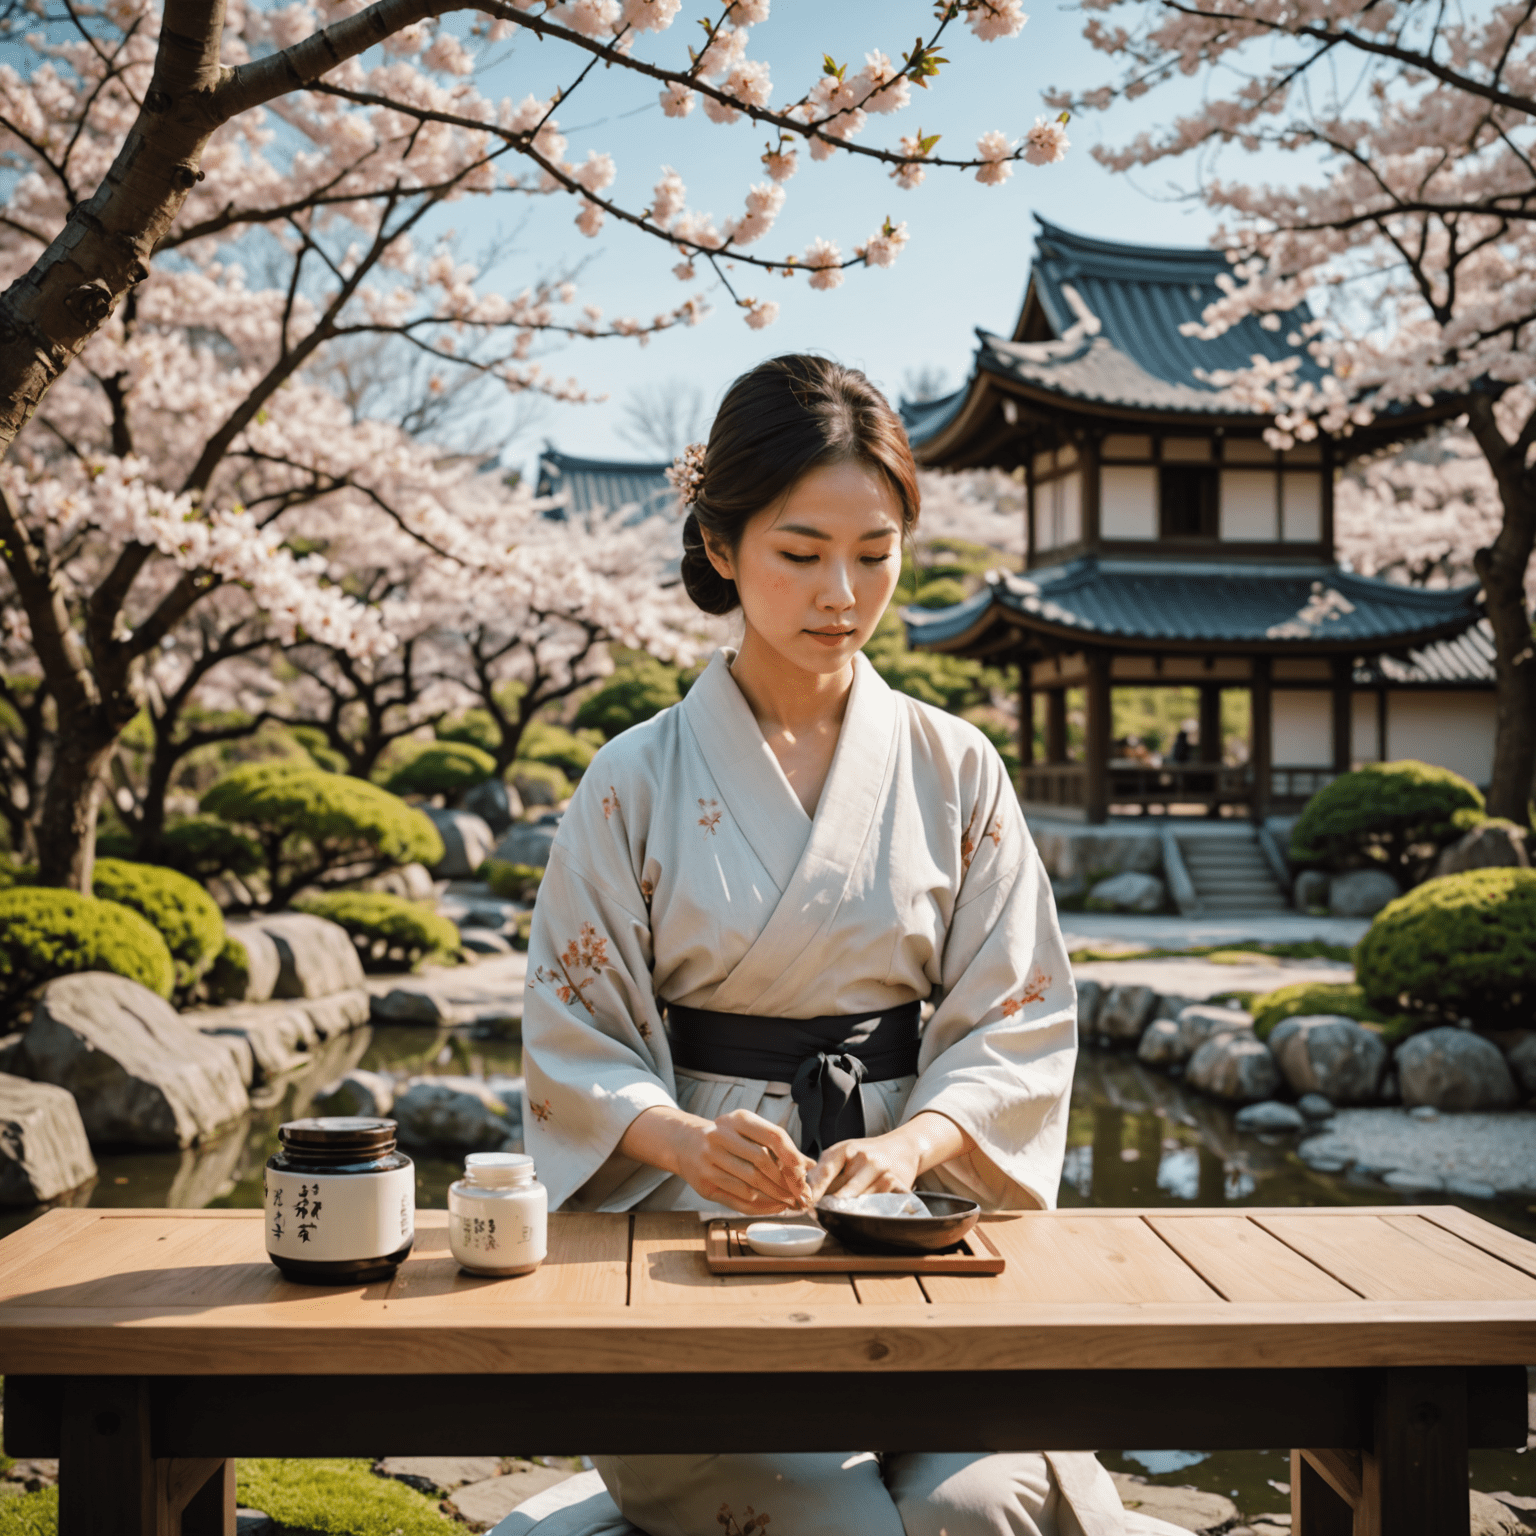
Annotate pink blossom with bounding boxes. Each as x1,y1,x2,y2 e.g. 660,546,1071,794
743,297,778,329
701,94,741,126
575,199,605,237
621,0,681,31
975,129,1015,185
968,0,1028,42
651,167,686,225
724,59,772,110
574,150,617,194
803,237,843,290
1022,115,1068,166
762,146,797,182
659,82,696,118
732,0,770,22
727,181,784,245
862,220,909,269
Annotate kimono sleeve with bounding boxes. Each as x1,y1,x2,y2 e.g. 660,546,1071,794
521,779,677,1213
901,748,1077,1212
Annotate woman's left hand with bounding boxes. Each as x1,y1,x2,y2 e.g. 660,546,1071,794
807,1111,972,1202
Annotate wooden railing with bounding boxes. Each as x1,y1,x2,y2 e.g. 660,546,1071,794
1107,763,1251,808
1269,765,1340,802
1020,765,1086,808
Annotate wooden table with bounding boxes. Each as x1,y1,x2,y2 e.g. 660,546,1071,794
2,1206,1534,1536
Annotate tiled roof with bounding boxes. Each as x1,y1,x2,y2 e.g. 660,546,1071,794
535,448,677,521
903,558,1483,655
1355,616,1496,686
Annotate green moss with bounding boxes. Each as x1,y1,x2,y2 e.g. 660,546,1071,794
205,935,251,1003
1289,760,1485,879
0,888,175,1009
235,1460,458,1536
0,1486,57,1536
909,576,971,609
382,741,496,799
293,891,461,971
1250,981,1391,1041
287,724,349,774
481,860,543,903
1355,867,1536,1028
1065,939,1357,966
92,858,225,991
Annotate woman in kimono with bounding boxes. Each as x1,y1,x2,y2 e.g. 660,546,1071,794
523,356,1146,1536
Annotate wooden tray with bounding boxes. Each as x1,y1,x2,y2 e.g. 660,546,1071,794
704,1220,1005,1275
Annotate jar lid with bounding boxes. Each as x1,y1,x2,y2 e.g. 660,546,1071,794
279,1116,398,1153
465,1151,535,1187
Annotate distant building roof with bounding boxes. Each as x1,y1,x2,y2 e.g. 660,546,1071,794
904,558,1483,658
1355,616,1495,687
535,447,677,522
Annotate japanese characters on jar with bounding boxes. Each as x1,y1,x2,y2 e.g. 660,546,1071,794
448,1152,548,1277
264,1117,414,1285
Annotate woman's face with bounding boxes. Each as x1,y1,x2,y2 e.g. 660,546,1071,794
703,460,905,678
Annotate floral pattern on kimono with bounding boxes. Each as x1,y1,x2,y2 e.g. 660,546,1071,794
522,647,1078,1215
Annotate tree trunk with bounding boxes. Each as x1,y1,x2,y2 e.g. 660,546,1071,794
34,711,116,889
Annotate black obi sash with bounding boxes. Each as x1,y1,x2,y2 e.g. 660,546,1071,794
664,1002,922,1160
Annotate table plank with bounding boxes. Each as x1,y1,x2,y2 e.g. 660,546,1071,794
0,1209,100,1295
851,1275,928,1304
630,1213,856,1307
1255,1215,1536,1302
923,1215,1220,1306
1420,1207,1536,1283
1146,1215,1360,1302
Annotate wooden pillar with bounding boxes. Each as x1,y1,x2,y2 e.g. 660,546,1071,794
1018,672,1035,768
1045,688,1068,764
1251,655,1272,824
1085,650,1111,825
1376,686,1389,763
1331,656,1353,775
1198,684,1222,765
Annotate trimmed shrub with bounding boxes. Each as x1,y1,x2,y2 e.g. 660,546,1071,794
1250,981,1390,1041
0,855,37,890
575,657,682,739
202,761,443,910
909,576,970,610
287,724,349,774
92,858,226,991
437,707,502,755
1289,760,1485,880
293,891,461,971
1355,867,1536,1028
481,859,543,903
517,719,601,778
382,741,496,800
156,815,263,881
511,759,574,806
0,887,175,1008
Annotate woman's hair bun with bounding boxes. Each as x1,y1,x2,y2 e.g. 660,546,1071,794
680,509,740,615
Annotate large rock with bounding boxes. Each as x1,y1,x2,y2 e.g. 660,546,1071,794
424,808,496,880
1186,1030,1281,1102
1396,1027,1519,1112
315,1068,394,1119
0,1074,96,1204
1177,1003,1255,1059
1097,985,1158,1043
23,973,249,1148
253,913,366,999
1087,871,1165,913
461,777,522,836
357,862,438,902
492,813,562,869
1137,1018,1184,1067
1329,868,1401,918
1293,869,1330,911
1272,1015,1388,1105
1431,821,1530,880
298,988,371,1041
391,1075,513,1153
1506,1033,1536,1097
1031,829,1162,882
183,993,370,1086
1075,979,1103,1036
1235,1100,1305,1134
219,920,281,1002
1108,1473,1238,1533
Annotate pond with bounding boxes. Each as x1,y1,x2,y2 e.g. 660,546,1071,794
5,1031,1532,1518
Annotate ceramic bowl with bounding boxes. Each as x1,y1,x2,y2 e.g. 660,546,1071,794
815,1192,981,1253
743,1221,827,1258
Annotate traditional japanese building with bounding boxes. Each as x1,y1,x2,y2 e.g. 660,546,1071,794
902,218,1491,827
535,446,677,523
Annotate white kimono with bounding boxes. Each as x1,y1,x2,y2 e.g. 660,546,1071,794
520,649,1157,1536
524,647,1076,1214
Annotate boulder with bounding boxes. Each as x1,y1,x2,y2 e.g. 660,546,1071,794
461,777,522,836
1108,1473,1238,1534
1297,1092,1336,1122
460,930,514,956
316,1068,394,1119
1272,1015,1388,1105
1087,871,1165,913
1469,1488,1528,1536
220,920,281,1002
390,1076,513,1153
252,913,366,999
1075,980,1103,1036
0,1074,96,1204
357,862,438,902
424,808,497,880
1096,985,1158,1043
23,973,249,1148
372,987,465,1026
298,988,371,1040
1396,1027,1519,1112
1177,1003,1255,1059
1431,821,1530,880
1031,829,1162,882
1137,1018,1183,1067
1293,869,1331,911
1506,1033,1536,1097
1152,995,1201,1031
492,814,561,869
1235,1100,1305,1134
1186,1030,1281,1102
187,1002,312,1084
449,1465,576,1527
1328,868,1402,918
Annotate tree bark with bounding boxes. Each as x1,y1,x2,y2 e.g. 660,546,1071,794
34,708,117,890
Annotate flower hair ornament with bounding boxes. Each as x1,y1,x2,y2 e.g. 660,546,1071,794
666,441,706,508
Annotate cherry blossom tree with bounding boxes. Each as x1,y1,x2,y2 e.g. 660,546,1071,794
0,0,1067,889
1054,1,1536,817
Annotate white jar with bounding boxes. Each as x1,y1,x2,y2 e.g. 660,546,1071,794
448,1152,548,1276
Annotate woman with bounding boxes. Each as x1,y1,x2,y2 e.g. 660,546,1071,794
523,356,1155,1536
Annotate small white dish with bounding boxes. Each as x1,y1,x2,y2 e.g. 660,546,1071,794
743,1221,826,1258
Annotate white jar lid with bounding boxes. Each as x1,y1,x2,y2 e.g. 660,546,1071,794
465,1151,536,1187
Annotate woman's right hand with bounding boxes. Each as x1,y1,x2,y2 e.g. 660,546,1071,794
621,1105,814,1214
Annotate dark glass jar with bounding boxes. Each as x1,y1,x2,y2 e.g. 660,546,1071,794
264,1117,414,1285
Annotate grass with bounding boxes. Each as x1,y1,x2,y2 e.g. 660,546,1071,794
0,1489,56,1536
1067,940,1356,966
235,1461,458,1536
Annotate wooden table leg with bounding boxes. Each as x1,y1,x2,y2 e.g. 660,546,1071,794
58,1380,235,1536
1354,1367,1469,1536
1291,1448,1357,1535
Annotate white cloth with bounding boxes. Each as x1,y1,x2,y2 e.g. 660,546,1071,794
524,648,1078,1215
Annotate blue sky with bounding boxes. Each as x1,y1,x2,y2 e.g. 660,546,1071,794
457,1,1232,474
